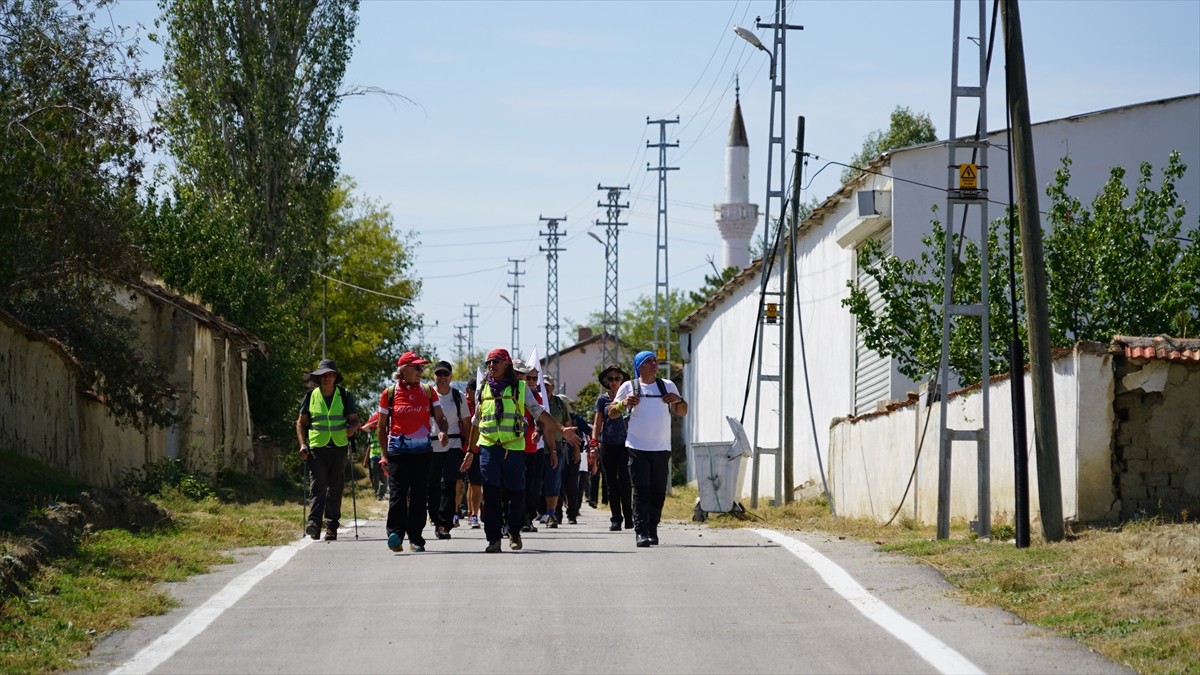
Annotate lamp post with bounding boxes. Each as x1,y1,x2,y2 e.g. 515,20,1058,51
734,25,775,80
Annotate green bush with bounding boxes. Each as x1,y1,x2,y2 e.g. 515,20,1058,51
121,458,215,501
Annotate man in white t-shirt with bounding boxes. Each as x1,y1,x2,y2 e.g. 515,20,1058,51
428,360,472,540
606,350,688,547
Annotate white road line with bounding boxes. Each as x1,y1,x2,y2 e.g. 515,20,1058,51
752,528,984,675
110,537,313,675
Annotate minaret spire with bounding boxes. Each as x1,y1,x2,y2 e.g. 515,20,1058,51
714,91,758,269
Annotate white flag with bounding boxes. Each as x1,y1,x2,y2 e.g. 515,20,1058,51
526,346,548,450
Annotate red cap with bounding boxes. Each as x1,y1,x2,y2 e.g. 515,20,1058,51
362,411,381,431
396,351,429,368
486,348,512,363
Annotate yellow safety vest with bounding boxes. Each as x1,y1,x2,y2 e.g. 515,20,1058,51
307,387,349,448
477,382,526,451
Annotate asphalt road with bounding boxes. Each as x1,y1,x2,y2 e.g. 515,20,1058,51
79,506,1129,674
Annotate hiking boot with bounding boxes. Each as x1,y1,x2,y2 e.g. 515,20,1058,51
324,528,338,541
546,515,558,529
568,516,577,525
648,535,659,545
609,523,621,532
587,500,597,509
305,521,320,540
521,523,537,533
469,515,481,529
435,527,451,540
409,543,425,553
509,533,523,550
636,535,651,548
485,540,501,553
387,532,403,552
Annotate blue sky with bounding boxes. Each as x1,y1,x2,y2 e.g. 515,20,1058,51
109,0,1200,364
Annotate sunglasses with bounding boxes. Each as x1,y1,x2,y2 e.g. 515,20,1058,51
435,371,451,377
485,358,505,366
606,376,623,382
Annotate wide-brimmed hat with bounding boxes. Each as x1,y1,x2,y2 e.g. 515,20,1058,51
598,364,629,386
511,358,532,374
310,359,343,384
542,373,556,386
433,360,453,375
396,351,429,368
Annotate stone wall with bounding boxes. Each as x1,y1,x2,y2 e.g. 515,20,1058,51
1112,348,1200,520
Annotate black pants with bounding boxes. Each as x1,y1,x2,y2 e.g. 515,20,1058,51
386,452,431,546
629,449,670,537
367,456,386,499
427,449,464,530
600,443,632,526
307,444,347,529
523,452,544,524
563,460,584,519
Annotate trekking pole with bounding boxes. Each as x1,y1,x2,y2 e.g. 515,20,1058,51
349,436,360,540
301,459,309,533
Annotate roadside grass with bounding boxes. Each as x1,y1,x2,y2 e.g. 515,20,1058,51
0,453,302,674
665,485,1200,674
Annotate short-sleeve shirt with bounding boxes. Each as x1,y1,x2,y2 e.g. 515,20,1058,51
379,382,440,452
430,386,468,452
615,378,678,452
594,392,627,445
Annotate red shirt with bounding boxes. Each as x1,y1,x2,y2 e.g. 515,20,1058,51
379,382,440,441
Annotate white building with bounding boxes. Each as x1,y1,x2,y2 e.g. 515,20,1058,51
678,94,1200,500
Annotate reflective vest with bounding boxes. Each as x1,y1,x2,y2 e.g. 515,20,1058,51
477,382,526,451
365,431,381,458
307,387,349,448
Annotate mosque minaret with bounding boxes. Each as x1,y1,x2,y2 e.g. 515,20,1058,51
714,90,759,270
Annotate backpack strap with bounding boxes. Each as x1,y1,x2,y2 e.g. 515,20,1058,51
655,378,667,398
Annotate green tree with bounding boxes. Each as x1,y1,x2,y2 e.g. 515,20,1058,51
840,106,937,184
0,0,177,430
315,179,422,401
144,0,359,435
574,289,699,368
844,152,1197,385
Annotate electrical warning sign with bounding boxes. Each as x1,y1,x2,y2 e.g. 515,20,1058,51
958,163,978,190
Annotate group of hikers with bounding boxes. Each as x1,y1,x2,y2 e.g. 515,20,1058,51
295,347,687,552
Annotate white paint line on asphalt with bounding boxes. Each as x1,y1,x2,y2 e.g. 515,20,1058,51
110,536,313,675
753,528,984,675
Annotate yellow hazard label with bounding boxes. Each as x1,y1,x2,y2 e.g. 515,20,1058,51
656,347,667,361
959,163,978,190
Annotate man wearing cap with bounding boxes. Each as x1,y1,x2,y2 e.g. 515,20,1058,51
427,360,472,540
607,351,687,547
594,364,633,531
360,412,387,500
467,348,580,552
296,359,361,541
377,351,449,553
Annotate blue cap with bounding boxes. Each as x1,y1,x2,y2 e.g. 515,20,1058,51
633,350,656,374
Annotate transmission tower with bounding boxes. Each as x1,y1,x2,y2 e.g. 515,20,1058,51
539,215,566,383
596,184,629,367
464,304,478,371
646,117,679,377
743,1,802,508
506,258,524,355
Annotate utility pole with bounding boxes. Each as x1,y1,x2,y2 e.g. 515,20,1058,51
463,304,479,372
783,117,804,504
453,324,467,366
1000,0,1063,542
418,319,438,345
597,184,629,367
647,117,679,376
539,215,566,383
507,259,524,355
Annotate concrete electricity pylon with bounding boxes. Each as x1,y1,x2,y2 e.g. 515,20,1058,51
464,304,478,371
539,215,566,383
596,184,629,367
647,116,679,377
453,324,467,365
507,258,524,355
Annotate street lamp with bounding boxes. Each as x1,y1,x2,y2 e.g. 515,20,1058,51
733,25,775,80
